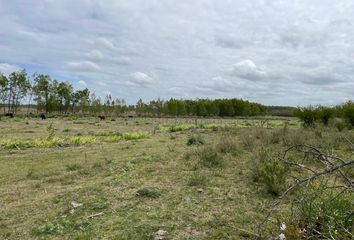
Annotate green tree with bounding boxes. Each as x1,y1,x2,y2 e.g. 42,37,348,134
33,73,51,113
7,70,31,113
0,73,8,114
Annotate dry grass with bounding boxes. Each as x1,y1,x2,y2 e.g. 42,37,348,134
1,116,350,239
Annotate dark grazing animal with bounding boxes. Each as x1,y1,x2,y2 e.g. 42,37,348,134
98,115,106,120
40,113,46,120
5,113,14,118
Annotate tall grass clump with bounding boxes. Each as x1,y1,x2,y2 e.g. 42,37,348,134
187,135,205,146
287,185,354,239
67,136,96,146
169,124,195,132
197,146,223,168
216,136,239,155
123,131,149,140
0,139,34,149
252,148,287,196
103,136,122,142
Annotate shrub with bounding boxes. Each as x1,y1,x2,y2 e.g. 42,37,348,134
123,132,149,140
34,137,61,148
216,136,239,154
0,139,34,149
252,148,287,196
66,163,82,171
341,101,354,126
316,106,334,126
187,135,205,146
103,136,122,142
291,186,354,239
294,106,317,128
197,146,223,168
169,124,195,132
67,137,96,146
333,119,347,132
136,187,161,198
188,172,207,186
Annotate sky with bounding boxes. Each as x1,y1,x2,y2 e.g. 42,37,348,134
1,0,354,106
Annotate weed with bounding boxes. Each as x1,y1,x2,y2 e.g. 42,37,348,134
187,135,205,146
197,146,223,168
216,136,239,154
123,132,149,140
67,137,96,146
188,172,207,186
66,163,82,171
252,148,287,196
136,187,161,198
169,124,195,132
103,136,122,142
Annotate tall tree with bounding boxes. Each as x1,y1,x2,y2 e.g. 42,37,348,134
0,73,8,114
33,73,51,113
7,70,31,113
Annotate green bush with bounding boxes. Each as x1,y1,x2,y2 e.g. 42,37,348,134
197,146,223,168
294,106,317,128
188,172,207,186
169,124,195,132
187,135,205,146
252,148,287,196
0,139,34,149
341,101,354,126
291,186,354,239
216,136,239,154
316,106,334,126
136,187,161,198
123,131,149,140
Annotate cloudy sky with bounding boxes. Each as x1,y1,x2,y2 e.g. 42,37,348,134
1,0,354,106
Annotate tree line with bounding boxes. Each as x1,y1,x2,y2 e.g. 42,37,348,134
295,103,354,128
0,69,268,117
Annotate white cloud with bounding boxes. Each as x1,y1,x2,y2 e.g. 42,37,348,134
67,61,100,72
113,56,132,65
229,60,267,81
86,50,104,62
0,63,22,75
127,72,154,87
94,38,115,50
78,80,87,86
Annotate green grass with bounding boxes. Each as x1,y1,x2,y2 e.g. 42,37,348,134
0,116,351,239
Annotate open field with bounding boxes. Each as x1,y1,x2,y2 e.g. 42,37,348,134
0,116,353,239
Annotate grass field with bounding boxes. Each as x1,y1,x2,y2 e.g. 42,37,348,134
0,116,353,239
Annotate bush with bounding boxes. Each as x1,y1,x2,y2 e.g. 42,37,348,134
290,186,354,239
103,136,122,142
0,139,34,149
169,124,195,132
216,136,239,154
136,187,161,198
294,106,317,128
316,106,334,126
123,131,149,140
333,119,347,132
188,172,207,186
67,137,96,145
197,146,223,168
252,148,287,196
341,101,354,126
187,135,205,146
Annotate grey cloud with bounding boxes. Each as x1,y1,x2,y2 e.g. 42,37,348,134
127,72,154,87
1,0,354,105
67,61,100,72
0,63,21,75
